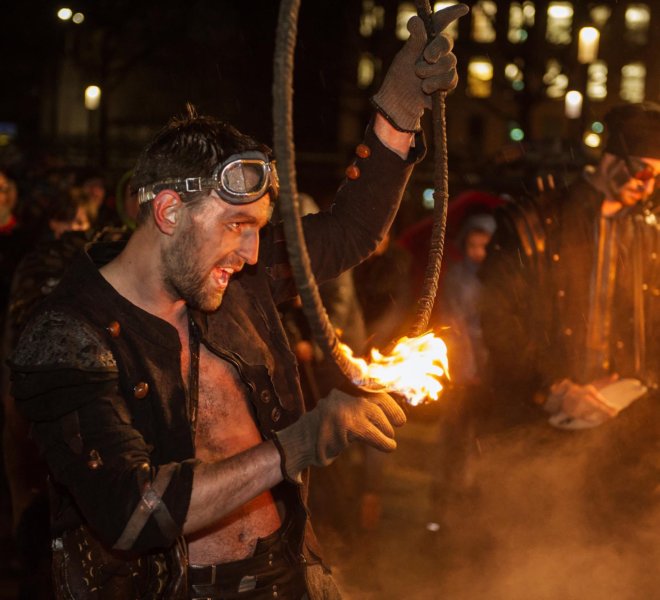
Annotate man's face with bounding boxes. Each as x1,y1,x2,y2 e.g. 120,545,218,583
617,156,660,207
464,230,491,265
161,192,271,312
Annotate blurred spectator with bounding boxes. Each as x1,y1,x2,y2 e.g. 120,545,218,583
479,102,660,534
398,190,504,299
426,211,497,533
0,170,30,313
2,185,96,600
434,212,496,384
0,171,19,236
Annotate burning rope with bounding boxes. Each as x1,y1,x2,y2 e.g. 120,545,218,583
272,0,450,403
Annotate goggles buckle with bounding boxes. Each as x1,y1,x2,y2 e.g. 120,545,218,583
184,177,203,193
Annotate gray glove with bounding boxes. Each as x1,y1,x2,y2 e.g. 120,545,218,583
372,4,469,132
274,390,407,484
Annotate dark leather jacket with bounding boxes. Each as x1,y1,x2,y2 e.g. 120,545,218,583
10,123,424,598
481,176,660,410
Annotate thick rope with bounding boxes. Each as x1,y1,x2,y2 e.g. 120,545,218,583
272,0,449,389
409,0,450,337
272,0,364,385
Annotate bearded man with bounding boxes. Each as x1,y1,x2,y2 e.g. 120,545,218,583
9,5,467,598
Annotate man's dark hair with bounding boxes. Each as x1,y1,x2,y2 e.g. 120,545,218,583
132,104,270,225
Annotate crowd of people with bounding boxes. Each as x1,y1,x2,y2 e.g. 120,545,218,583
0,2,659,598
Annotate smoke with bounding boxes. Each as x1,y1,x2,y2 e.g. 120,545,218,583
429,422,660,600
322,407,660,600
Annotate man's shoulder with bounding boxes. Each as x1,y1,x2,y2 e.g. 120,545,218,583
11,308,117,372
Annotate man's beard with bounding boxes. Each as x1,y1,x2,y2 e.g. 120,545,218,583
161,227,225,312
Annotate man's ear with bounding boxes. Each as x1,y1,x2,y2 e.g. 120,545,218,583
152,190,183,235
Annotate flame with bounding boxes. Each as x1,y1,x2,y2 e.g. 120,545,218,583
339,332,450,406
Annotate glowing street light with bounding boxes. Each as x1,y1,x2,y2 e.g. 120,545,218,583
564,90,583,119
578,27,600,64
57,7,73,20
84,85,101,110
72,12,85,24
583,132,602,148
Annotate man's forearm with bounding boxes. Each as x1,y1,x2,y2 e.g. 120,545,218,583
373,113,414,159
183,441,283,535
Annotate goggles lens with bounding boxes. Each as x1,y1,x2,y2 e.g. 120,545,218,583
214,153,278,203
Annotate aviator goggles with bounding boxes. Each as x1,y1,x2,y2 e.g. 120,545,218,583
137,151,279,206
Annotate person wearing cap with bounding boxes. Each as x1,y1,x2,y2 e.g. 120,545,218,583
8,5,467,598
478,102,660,532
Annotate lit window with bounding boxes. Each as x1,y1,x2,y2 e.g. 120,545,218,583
433,1,460,39
505,61,525,91
396,2,417,40
620,62,646,102
508,2,535,43
357,54,377,88
577,27,599,63
546,2,573,44
590,5,611,27
360,0,385,37
472,1,497,43
625,4,650,44
544,59,568,98
587,61,607,100
467,57,493,97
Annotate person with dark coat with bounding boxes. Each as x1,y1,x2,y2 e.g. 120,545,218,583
8,5,466,597
477,103,660,587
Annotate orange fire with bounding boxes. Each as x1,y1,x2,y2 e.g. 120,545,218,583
339,332,450,406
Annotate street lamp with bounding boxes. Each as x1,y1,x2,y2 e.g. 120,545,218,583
84,85,101,110
57,7,73,21
564,90,583,119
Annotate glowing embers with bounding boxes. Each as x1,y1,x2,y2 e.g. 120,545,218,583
340,332,450,406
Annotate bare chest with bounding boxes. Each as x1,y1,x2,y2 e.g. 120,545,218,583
193,346,263,461
186,344,282,564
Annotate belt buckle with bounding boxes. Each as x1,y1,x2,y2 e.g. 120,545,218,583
190,562,216,585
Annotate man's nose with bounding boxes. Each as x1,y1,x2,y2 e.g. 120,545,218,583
238,231,260,265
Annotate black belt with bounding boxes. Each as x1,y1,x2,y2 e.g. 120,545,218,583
189,526,307,600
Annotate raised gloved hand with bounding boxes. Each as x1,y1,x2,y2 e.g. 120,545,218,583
371,3,469,132
274,389,406,484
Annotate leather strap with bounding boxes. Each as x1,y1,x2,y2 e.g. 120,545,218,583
113,462,179,551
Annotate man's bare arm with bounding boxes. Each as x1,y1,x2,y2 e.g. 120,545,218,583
183,441,282,535
184,390,406,534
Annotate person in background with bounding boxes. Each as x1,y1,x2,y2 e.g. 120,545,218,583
479,102,660,539
2,186,94,600
426,210,497,535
